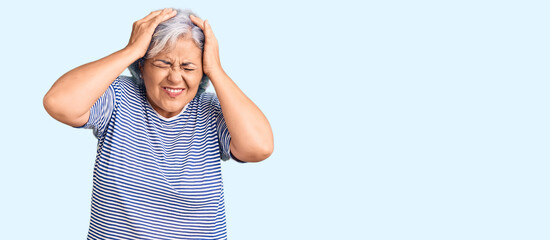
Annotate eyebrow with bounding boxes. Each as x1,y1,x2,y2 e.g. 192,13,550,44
154,59,196,66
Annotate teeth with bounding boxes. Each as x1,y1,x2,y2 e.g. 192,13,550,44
164,87,183,93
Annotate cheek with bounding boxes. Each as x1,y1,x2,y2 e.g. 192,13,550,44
143,70,166,84
143,77,163,95
186,72,204,86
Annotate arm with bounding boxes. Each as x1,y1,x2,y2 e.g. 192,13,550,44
211,70,274,163
43,48,140,127
43,9,177,127
190,16,274,163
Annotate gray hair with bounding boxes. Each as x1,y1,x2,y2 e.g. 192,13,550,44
128,8,210,97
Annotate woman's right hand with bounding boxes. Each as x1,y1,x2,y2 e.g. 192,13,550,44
44,8,177,127
125,8,177,58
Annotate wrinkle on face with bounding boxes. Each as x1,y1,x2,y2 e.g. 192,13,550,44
140,36,203,118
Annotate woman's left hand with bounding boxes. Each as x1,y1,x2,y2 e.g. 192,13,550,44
190,15,224,77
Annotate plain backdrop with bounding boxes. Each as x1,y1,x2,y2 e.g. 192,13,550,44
1,0,548,239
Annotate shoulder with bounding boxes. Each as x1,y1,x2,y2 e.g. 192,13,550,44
193,92,222,119
116,75,142,92
107,75,146,102
196,91,219,108
198,91,216,100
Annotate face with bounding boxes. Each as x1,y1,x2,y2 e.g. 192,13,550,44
140,37,203,118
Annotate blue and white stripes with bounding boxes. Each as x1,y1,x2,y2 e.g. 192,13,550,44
214,97,232,161
76,75,242,239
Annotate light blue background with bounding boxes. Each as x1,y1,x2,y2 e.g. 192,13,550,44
1,0,548,239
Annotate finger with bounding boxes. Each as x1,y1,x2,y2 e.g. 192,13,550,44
140,9,165,22
189,15,205,30
152,8,177,24
204,20,217,40
204,20,213,37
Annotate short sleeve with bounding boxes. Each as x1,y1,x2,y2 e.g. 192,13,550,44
212,95,247,163
74,78,118,139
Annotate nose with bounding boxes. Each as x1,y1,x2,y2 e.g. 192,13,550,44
166,68,184,85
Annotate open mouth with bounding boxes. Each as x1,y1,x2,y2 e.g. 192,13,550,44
163,87,185,97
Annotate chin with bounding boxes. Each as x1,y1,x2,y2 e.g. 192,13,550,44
162,103,186,112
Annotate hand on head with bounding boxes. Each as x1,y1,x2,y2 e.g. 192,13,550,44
125,8,225,78
189,14,223,77
126,8,178,58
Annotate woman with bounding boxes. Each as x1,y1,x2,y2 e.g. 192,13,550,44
43,8,273,239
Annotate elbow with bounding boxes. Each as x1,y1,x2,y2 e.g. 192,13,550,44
44,94,64,123
260,142,274,161
43,93,65,120
249,143,274,163
43,93,56,117
43,94,85,127
231,141,274,163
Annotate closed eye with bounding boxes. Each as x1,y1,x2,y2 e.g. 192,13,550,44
152,59,196,71
152,61,170,68
153,64,169,68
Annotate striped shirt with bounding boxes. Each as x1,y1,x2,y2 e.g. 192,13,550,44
75,75,244,239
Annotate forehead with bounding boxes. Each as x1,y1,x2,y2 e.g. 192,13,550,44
153,37,202,61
